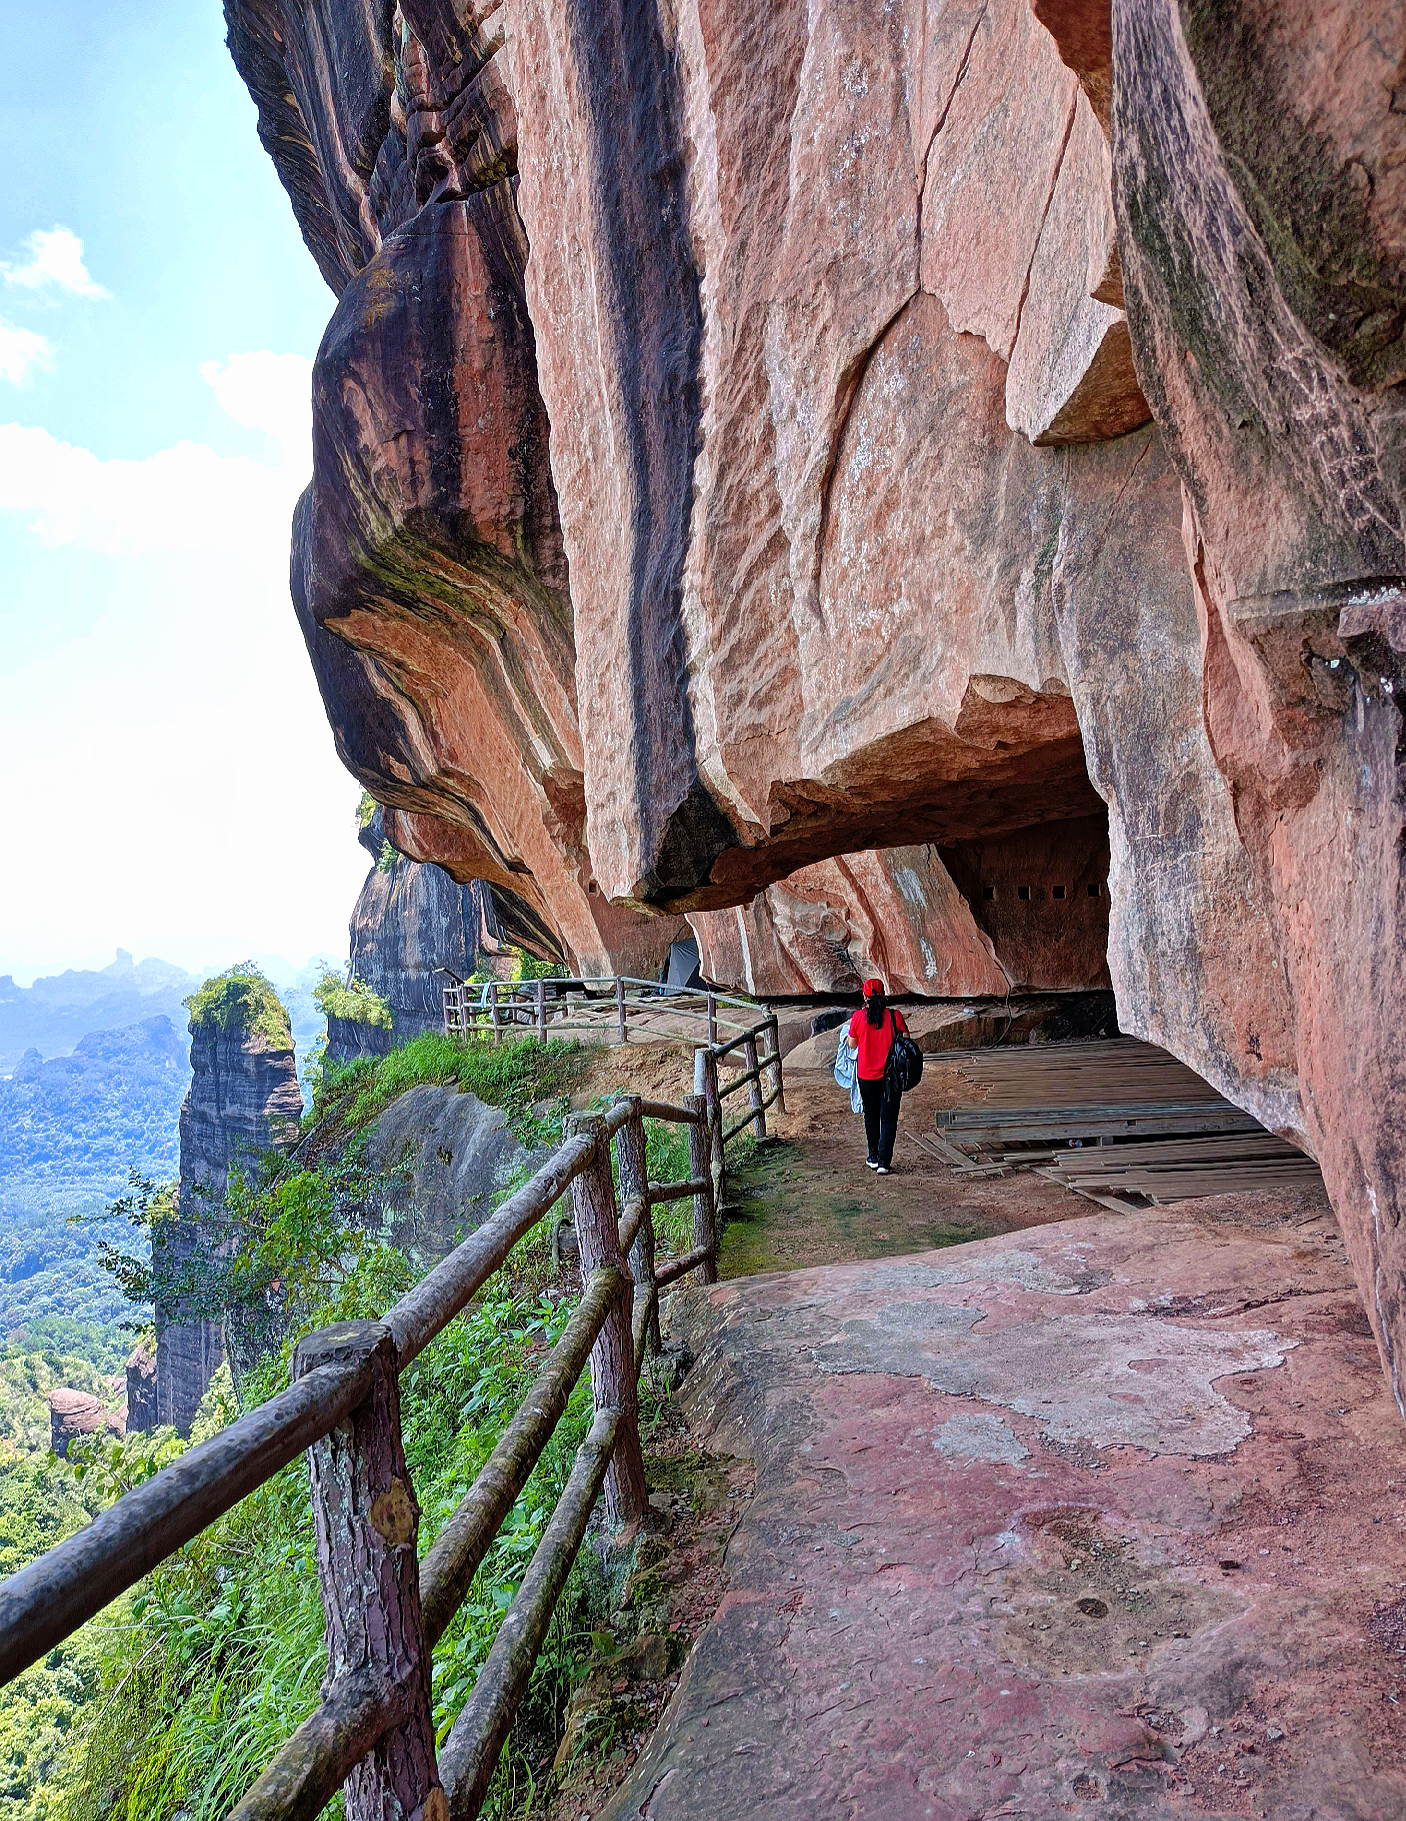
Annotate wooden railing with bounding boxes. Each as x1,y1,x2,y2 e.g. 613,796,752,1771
443,975,787,1209
0,1074,781,1820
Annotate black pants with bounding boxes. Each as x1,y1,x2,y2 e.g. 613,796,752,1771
859,1076,900,1167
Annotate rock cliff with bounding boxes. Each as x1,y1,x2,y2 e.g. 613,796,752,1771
330,804,566,1060
151,970,303,1433
226,3,1406,1402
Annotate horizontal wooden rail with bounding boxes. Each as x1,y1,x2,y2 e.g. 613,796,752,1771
709,1028,757,1060
0,1354,373,1687
721,1083,782,1147
646,1176,712,1207
386,1132,596,1368
229,1665,414,1821
419,1268,624,1649
653,1245,716,1288
716,1062,765,1098
632,1096,705,1126
438,1408,620,1817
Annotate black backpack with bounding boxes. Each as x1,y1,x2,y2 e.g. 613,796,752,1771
883,1016,924,1093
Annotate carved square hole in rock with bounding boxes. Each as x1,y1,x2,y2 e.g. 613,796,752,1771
1052,885,1066,900
1018,885,1031,902
1087,883,1099,897
982,886,995,901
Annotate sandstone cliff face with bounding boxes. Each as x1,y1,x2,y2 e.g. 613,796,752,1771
156,991,303,1433
689,827,1111,998
227,2,1406,1401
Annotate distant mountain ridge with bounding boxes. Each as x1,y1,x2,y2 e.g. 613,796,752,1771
0,951,201,1073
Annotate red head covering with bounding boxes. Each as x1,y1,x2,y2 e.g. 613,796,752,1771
862,978,885,997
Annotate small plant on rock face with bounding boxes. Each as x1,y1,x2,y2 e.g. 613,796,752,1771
356,790,377,829
312,968,393,1029
513,948,567,982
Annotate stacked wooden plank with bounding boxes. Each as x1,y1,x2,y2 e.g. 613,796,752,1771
918,1038,1320,1209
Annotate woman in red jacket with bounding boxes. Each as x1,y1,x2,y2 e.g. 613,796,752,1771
843,978,909,1174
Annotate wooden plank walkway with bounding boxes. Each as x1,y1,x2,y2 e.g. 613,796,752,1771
924,1038,1320,1208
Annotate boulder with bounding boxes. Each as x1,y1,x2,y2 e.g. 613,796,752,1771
49,1388,121,1459
361,1082,529,1256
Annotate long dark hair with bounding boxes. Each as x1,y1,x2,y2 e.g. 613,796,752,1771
864,985,887,1028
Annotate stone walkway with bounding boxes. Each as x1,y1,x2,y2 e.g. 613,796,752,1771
601,1190,1406,1820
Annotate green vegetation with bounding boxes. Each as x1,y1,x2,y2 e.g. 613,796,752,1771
311,969,393,1029
313,1032,592,1147
356,790,377,829
512,951,566,982
183,965,291,1049
0,1016,187,1359
0,1028,721,1818
377,838,398,873
0,1348,120,1454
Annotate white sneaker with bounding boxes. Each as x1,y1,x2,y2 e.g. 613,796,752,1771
866,1159,879,1170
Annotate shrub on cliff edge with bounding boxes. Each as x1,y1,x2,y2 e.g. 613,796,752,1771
311,969,393,1029
183,965,291,1049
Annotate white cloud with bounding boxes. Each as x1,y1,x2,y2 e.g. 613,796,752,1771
0,323,51,385
2,226,110,300
200,350,312,467
0,350,312,554
0,350,365,977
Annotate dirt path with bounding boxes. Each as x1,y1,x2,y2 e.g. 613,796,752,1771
719,1063,1081,1276
577,1039,1090,1271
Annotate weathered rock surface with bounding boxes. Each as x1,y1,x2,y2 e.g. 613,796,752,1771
362,1082,527,1255
225,0,1406,1394
691,830,1110,998
602,1201,1406,1820
329,804,564,1061
178,1024,303,1211
123,1342,158,1436
158,990,304,1433
1108,0,1406,1402
48,1387,121,1459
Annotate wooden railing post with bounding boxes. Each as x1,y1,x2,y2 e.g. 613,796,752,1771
695,1048,726,1209
685,1093,720,1284
568,1117,648,1524
767,1015,787,1115
293,1321,444,1821
615,1099,659,1355
743,1034,766,1141
616,976,628,1044
707,992,718,1046
488,982,501,1046
536,978,547,1042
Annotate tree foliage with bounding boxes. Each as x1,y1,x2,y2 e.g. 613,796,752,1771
183,966,291,1049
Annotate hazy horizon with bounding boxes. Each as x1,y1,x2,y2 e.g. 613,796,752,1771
0,944,348,992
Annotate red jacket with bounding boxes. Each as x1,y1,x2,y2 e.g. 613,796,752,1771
848,1006,908,1081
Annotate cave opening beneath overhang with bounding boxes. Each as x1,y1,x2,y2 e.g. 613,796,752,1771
688,798,1116,1020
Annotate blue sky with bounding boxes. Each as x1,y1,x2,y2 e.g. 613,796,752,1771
0,1,371,983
